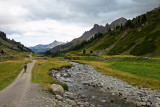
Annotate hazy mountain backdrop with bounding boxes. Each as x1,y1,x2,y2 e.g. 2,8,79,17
29,40,64,53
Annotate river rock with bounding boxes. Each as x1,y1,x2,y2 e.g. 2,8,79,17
77,102,83,105
84,102,89,107
64,92,74,100
83,82,90,86
66,99,76,106
146,102,151,106
56,95,63,101
137,102,146,106
80,105,85,107
63,73,71,78
80,95,88,99
156,102,160,107
50,84,64,96
141,96,148,102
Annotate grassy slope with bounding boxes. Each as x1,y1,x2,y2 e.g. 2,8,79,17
87,31,122,51
71,56,160,90
32,58,72,90
0,59,30,90
0,45,32,61
70,8,160,57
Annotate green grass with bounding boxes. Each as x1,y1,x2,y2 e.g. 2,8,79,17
108,58,160,81
0,45,32,61
0,59,29,90
84,30,122,52
70,56,160,90
32,58,72,90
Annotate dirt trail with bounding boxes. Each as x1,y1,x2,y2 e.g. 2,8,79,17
0,60,37,107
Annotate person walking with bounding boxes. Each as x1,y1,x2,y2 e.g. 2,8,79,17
24,63,27,72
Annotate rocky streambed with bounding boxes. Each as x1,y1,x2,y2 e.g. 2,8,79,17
51,61,160,107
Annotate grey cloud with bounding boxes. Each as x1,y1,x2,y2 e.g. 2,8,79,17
1,0,159,26
0,0,160,46
23,0,160,25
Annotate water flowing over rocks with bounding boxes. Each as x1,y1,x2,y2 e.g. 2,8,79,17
52,62,160,107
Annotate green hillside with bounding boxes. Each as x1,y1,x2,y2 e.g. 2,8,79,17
0,31,32,61
47,7,160,58
86,7,160,57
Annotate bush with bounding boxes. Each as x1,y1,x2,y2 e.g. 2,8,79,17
59,83,68,91
90,50,93,54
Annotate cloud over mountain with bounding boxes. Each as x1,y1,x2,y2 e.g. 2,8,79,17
0,0,159,46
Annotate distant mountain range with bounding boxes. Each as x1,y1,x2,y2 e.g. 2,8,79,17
29,40,64,53
49,17,127,53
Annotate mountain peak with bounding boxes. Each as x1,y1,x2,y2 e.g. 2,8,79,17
29,40,64,53
93,24,100,28
105,23,109,27
53,40,58,42
109,17,127,29
0,31,7,40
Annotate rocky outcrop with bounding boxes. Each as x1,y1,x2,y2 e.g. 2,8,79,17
109,17,127,30
0,31,7,40
78,24,109,40
78,17,127,41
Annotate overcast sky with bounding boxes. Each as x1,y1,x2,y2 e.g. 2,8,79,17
0,0,159,47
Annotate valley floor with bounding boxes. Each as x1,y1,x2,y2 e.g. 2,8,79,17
0,56,160,107
0,60,69,107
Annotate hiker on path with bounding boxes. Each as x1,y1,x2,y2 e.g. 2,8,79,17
24,63,27,72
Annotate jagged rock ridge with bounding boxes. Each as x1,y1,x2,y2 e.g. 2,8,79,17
79,17,127,41
49,17,127,53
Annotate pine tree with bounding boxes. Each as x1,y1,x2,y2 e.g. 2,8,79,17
83,49,86,54
142,14,147,23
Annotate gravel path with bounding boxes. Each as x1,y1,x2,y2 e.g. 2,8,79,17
0,60,37,107
0,60,71,107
